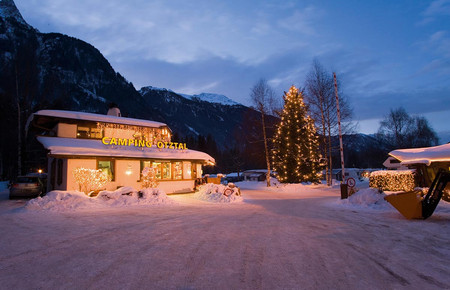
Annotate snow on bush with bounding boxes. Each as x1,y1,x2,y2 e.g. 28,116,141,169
194,183,243,203
141,167,159,189
25,187,174,211
73,167,110,195
369,170,416,192
341,188,390,209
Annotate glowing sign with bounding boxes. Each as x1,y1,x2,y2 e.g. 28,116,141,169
102,137,187,150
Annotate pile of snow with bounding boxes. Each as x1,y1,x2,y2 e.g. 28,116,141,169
340,188,390,209
25,187,175,211
97,186,174,206
194,183,243,203
26,190,95,211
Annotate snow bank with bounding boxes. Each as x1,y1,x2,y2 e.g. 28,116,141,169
194,183,243,203
97,186,175,206
25,187,175,211
26,190,95,211
340,188,391,209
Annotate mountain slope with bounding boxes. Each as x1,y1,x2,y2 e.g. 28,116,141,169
139,86,278,148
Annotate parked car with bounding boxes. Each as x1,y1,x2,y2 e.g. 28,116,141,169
9,176,45,199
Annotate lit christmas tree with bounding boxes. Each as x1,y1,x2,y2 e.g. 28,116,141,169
272,86,322,183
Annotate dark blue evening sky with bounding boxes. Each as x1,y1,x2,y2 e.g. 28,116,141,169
16,0,450,138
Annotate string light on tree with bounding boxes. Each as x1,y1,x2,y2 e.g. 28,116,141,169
73,167,110,195
141,166,159,188
272,86,322,183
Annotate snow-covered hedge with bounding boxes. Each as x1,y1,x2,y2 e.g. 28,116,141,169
369,170,416,191
194,183,243,203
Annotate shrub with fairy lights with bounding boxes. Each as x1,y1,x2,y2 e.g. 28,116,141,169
73,167,110,195
271,86,322,183
369,170,417,191
141,166,159,188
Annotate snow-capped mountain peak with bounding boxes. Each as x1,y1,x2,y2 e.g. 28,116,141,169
139,86,174,94
0,0,32,28
180,92,240,106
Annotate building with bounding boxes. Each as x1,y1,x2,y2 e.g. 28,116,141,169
27,110,215,194
242,169,274,181
382,156,408,170
387,143,450,186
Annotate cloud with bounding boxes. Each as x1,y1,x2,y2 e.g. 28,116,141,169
424,0,450,16
18,0,323,66
277,6,322,35
418,0,450,25
414,30,450,77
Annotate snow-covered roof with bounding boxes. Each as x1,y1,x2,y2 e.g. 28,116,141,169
389,143,450,166
31,110,168,128
37,136,215,163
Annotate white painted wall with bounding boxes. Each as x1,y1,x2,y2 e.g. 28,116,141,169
57,123,77,138
157,180,195,194
104,128,136,140
114,160,141,190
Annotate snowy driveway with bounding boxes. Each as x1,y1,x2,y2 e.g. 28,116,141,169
0,183,449,289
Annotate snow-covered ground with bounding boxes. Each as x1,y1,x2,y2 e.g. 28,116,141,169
0,181,449,289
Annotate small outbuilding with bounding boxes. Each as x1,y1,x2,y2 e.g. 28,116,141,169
387,143,450,187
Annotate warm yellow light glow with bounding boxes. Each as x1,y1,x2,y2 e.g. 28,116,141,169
38,169,43,174
369,170,416,191
125,164,133,176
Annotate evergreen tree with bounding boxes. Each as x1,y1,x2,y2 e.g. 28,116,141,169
272,86,322,183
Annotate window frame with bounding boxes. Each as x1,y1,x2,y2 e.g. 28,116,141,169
97,159,115,181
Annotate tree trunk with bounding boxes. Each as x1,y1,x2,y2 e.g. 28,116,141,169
328,128,332,184
15,63,21,176
320,112,329,186
261,112,271,187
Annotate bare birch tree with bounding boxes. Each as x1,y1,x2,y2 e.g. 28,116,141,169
304,59,353,185
250,79,276,187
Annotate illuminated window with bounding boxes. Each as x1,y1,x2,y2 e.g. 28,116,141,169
152,162,162,179
98,160,115,181
77,125,102,139
162,162,171,179
184,162,192,180
77,126,90,138
173,162,182,180
140,161,173,180
140,161,151,181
